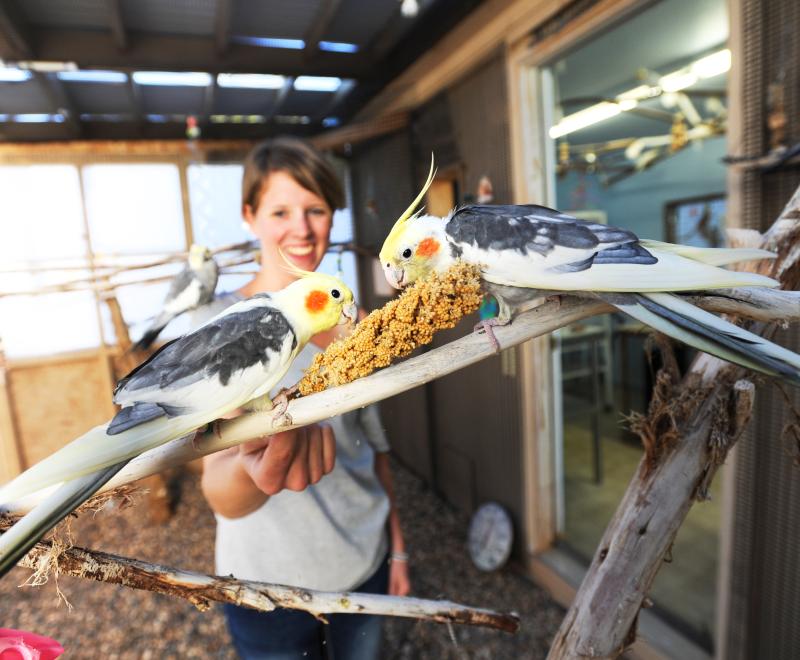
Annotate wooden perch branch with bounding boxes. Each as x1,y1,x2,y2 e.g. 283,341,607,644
4,282,800,517
547,183,800,660
12,536,518,633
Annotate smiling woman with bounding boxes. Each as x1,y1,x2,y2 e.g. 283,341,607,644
197,136,410,660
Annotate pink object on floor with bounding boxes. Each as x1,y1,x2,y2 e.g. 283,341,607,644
0,629,64,660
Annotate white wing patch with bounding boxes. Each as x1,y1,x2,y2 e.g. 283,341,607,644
164,277,203,315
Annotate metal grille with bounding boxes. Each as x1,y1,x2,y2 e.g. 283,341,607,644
727,0,800,657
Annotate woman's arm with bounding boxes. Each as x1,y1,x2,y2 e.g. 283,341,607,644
374,452,411,597
201,424,336,519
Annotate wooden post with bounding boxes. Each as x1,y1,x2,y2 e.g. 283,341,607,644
547,184,800,659
0,340,23,482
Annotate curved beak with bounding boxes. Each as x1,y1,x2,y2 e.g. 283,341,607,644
339,301,358,326
383,264,407,290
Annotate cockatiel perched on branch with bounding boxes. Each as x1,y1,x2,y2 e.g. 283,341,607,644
0,269,357,578
133,244,219,351
379,161,800,385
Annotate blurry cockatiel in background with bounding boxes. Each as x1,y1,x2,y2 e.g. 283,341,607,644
379,162,800,385
133,244,219,351
0,269,357,578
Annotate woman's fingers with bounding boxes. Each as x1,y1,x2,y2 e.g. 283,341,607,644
239,436,271,455
389,561,412,597
284,427,310,491
321,424,336,474
307,431,324,485
238,424,337,496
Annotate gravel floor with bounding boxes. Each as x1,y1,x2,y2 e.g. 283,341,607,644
1,461,562,659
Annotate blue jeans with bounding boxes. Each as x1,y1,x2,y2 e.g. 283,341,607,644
223,558,389,660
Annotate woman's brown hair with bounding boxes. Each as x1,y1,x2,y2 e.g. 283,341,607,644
242,136,345,214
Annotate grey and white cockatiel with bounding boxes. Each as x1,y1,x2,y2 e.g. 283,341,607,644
0,270,357,579
133,244,219,351
379,164,800,385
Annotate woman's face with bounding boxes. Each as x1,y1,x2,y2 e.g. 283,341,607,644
244,170,332,276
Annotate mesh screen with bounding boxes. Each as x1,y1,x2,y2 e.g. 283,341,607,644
727,0,800,657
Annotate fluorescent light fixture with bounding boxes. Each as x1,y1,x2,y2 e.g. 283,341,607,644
146,114,170,122
80,113,132,122
318,41,359,54
275,115,311,125
322,117,341,128
232,35,305,50
57,70,127,84
13,114,64,123
0,114,9,121
549,102,622,139
210,114,267,123
549,47,731,139
691,48,731,79
659,48,730,93
217,73,285,89
16,60,77,72
0,68,32,82
658,70,698,93
616,85,654,102
133,71,212,87
293,76,341,92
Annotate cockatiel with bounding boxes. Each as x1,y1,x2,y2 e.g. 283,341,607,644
0,269,357,578
133,244,219,351
379,164,800,385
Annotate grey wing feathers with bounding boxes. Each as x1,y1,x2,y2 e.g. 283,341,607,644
445,204,656,272
116,304,296,398
446,204,640,255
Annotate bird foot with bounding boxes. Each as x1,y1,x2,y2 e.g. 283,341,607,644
271,385,298,427
473,318,509,354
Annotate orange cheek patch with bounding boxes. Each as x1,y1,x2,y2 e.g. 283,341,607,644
416,237,440,258
305,290,329,313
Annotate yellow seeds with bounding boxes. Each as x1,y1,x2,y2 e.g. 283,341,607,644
298,262,483,394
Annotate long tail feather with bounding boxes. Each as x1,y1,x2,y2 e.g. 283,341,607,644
0,461,127,579
639,240,776,266
0,410,214,505
131,313,173,351
599,292,800,385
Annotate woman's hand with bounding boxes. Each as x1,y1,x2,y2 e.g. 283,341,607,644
201,423,336,518
389,555,411,597
238,424,336,495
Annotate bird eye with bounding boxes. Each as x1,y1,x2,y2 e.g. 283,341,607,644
402,248,412,259
331,288,341,299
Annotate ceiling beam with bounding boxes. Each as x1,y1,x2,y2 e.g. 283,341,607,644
0,0,33,59
310,112,409,152
202,77,216,125
215,0,231,55
315,79,356,121
268,77,295,119
104,0,128,51
33,72,81,139
127,77,145,138
30,29,371,78
303,0,343,61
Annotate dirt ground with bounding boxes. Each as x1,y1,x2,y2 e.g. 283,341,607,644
0,461,563,659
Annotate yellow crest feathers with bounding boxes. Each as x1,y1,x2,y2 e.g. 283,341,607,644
383,155,436,253
278,248,316,279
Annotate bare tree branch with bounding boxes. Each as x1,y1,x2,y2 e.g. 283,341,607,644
12,535,519,633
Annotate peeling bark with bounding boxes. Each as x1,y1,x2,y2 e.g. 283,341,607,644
14,538,519,633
